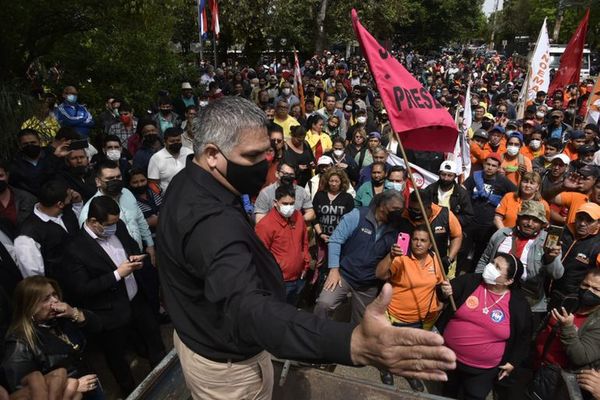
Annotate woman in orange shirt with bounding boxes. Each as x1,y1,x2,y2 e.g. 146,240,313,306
501,132,532,186
375,225,452,387
495,171,550,229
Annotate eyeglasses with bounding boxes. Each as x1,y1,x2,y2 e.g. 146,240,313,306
271,139,283,143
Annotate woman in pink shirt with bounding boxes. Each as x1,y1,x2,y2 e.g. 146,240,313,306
436,253,532,400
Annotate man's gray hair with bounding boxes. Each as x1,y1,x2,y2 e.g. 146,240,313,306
373,189,404,209
191,97,268,155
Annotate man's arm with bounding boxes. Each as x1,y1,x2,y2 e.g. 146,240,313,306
327,209,360,269
13,236,45,277
447,211,463,261
186,221,456,377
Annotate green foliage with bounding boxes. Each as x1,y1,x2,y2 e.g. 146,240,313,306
496,0,599,50
0,83,36,160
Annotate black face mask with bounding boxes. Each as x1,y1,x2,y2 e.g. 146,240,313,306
481,121,493,130
131,185,147,195
579,288,600,308
280,175,295,186
372,178,385,187
387,209,404,225
70,165,87,177
219,150,269,197
0,180,7,193
105,179,124,196
143,134,159,147
22,144,41,159
160,109,171,116
168,143,182,153
408,209,424,221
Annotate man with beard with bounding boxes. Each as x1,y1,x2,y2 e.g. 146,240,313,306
423,160,474,229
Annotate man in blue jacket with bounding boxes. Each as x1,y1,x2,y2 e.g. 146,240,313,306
314,190,408,323
54,86,95,138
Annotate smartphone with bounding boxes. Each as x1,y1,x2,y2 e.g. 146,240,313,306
129,254,148,262
544,225,564,249
69,139,89,150
396,232,410,255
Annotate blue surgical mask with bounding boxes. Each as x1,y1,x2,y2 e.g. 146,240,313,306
385,180,404,192
66,94,78,103
101,223,117,237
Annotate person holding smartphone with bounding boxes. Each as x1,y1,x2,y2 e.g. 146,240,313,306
62,196,165,397
375,225,452,387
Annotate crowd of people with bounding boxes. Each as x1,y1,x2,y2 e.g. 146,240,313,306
0,47,599,400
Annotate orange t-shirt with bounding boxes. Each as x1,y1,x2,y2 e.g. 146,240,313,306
557,191,589,232
563,144,579,161
520,145,545,161
387,253,444,324
501,155,532,186
495,193,551,228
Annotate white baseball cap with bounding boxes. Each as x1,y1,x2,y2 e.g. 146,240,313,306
439,160,458,174
550,153,570,165
317,155,334,166
181,82,193,90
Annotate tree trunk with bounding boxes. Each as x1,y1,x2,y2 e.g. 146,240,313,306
315,0,328,53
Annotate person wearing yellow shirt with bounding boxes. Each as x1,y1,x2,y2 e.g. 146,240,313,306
273,100,300,139
21,94,60,146
306,115,333,161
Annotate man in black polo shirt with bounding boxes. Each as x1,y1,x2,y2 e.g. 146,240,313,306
157,97,456,400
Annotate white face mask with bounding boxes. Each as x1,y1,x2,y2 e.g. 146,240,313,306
357,116,367,124
278,204,295,218
506,145,520,156
345,105,353,111
106,149,121,161
529,139,541,150
482,263,502,285
333,149,344,157
282,88,291,96
385,181,405,192
536,111,545,119
199,101,208,107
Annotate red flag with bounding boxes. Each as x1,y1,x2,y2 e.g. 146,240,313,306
351,9,457,152
548,8,590,95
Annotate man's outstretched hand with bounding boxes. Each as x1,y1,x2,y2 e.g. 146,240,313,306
350,283,456,381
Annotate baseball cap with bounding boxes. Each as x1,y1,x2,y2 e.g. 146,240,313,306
483,112,494,120
518,200,548,224
489,125,506,135
576,202,600,220
486,152,502,164
569,130,585,140
578,144,596,155
181,82,193,90
439,160,457,174
317,155,334,166
550,109,563,117
578,164,600,178
473,129,489,140
508,131,524,143
368,131,381,140
549,154,570,165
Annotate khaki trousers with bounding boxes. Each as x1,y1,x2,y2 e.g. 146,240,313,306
174,331,274,400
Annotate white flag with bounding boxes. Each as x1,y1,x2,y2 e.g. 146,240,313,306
526,18,550,102
387,154,439,189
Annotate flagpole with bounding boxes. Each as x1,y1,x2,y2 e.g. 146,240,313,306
396,135,457,311
213,37,217,67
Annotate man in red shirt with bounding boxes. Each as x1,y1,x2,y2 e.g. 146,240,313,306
255,184,310,305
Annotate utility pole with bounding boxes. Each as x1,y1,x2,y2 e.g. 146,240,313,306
489,0,501,49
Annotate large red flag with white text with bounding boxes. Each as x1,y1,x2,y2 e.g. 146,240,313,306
351,9,457,152
547,8,590,95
